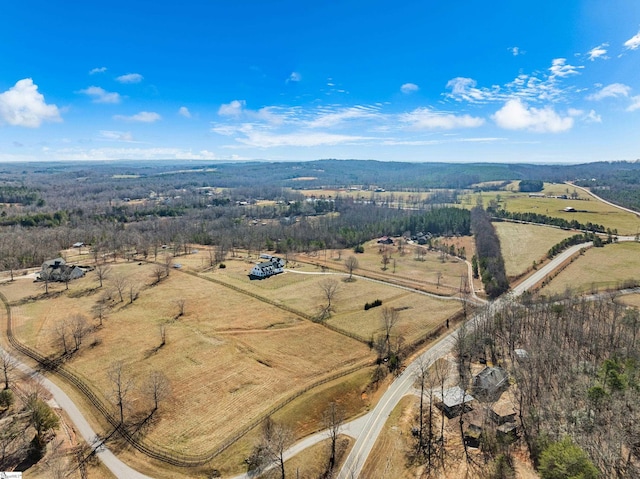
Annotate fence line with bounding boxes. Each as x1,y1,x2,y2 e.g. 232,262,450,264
0,291,372,467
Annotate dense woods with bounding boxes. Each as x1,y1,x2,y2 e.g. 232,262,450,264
464,295,640,478
471,206,509,298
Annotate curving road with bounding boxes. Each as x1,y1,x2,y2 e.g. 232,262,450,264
1,345,152,479
3,230,637,478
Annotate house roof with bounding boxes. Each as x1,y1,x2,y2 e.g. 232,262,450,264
42,257,66,268
437,386,475,408
473,366,508,391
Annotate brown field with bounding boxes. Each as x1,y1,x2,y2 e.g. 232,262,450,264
620,294,640,309
495,222,575,278
327,289,461,344
4,263,374,456
538,241,640,296
462,182,640,235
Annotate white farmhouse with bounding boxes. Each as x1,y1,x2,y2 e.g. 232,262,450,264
250,256,285,279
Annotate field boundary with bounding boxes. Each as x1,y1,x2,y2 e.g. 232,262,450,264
0,289,374,467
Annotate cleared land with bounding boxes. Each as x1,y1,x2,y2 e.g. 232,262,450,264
463,182,640,235
538,242,640,296
495,222,575,278
3,263,373,456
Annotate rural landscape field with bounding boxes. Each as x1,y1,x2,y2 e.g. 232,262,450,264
0,159,639,479
3,3,640,477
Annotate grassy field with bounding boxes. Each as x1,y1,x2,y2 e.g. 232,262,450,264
462,182,640,235
3,263,374,456
538,241,640,296
495,222,575,278
620,294,640,309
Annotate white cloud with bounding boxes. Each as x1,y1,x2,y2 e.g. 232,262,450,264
492,98,573,133
218,100,246,117
587,43,608,61
627,95,640,112
401,107,484,130
287,72,302,83
99,130,134,142
116,73,144,84
233,130,371,148
549,58,582,78
400,83,419,94
47,146,219,161
178,106,191,118
587,83,631,100
446,77,491,102
586,110,602,123
113,111,161,122
508,47,524,56
306,105,381,128
0,78,62,128
89,66,107,75
624,31,640,50
78,86,121,104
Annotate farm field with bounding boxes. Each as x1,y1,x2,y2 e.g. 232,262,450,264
463,182,640,235
495,222,575,278
620,293,640,309
537,241,640,296
2,263,374,456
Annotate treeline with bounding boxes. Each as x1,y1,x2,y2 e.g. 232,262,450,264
547,232,607,258
493,209,606,233
465,296,640,478
576,169,640,212
0,210,69,227
0,185,42,205
471,206,509,298
518,179,543,192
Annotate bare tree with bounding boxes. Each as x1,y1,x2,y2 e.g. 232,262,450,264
151,264,167,285
144,370,171,415
95,262,111,288
345,256,359,281
319,278,340,320
248,417,294,479
54,319,70,355
70,314,90,351
323,402,344,474
159,324,167,347
112,274,128,302
92,301,110,327
128,283,139,303
0,350,17,390
108,361,133,425
174,298,186,318
380,307,400,358
381,249,391,271
163,254,173,277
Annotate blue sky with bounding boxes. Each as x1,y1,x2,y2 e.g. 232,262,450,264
1,1,640,163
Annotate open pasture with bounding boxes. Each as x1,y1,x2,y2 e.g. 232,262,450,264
5,262,373,455
464,182,640,235
495,222,575,278
537,241,640,296
327,288,462,344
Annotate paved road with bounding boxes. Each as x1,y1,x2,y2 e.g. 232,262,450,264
2,346,153,479
567,182,640,220
335,239,599,478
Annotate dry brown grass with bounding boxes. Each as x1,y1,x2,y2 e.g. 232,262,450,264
538,242,640,296
5,262,374,456
495,222,575,278
620,293,640,309
360,395,418,479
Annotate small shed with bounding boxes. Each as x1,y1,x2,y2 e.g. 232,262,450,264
436,386,475,418
490,400,517,425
